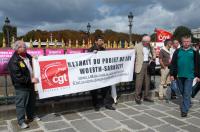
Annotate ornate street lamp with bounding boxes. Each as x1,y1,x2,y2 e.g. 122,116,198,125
5,17,10,47
87,23,91,45
128,12,134,45
87,23,91,36
5,17,10,26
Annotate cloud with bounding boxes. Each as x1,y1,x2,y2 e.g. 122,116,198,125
0,0,100,23
0,0,101,34
156,0,191,11
0,0,199,36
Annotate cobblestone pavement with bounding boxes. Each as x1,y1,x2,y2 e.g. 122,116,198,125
1,95,200,132
1,75,200,132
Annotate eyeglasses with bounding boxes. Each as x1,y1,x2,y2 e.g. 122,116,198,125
183,41,190,43
143,41,150,43
19,45,27,49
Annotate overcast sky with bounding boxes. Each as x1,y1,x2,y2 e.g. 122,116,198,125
0,0,199,36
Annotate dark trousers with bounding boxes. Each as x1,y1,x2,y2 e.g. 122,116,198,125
15,89,36,125
91,86,113,107
135,63,150,99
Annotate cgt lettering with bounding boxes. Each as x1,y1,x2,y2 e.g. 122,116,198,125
52,74,68,84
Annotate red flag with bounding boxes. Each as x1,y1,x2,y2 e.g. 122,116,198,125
155,28,172,42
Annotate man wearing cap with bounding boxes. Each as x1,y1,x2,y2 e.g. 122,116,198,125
134,35,156,104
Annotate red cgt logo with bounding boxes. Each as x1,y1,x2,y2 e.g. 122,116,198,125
39,59,70,90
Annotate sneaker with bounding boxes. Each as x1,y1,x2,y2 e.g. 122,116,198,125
19,122,29,129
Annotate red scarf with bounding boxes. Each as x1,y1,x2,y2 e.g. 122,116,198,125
19,52,27,58
143,43,149,47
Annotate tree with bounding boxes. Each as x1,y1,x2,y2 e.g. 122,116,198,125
20,29,143,47
173,26,192,42
150,33,156,42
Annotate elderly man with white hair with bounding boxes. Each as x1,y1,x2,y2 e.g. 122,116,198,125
8,40,40,129
134,35,156,104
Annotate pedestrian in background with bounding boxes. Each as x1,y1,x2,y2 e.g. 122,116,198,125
170,39,180,59
158,39,172,100
169,39,181,99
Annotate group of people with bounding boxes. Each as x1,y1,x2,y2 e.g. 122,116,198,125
8,34,200,129
158,35,200,117
135,34,200,118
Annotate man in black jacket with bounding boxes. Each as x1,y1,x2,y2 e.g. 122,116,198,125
8,40,40,129
88,36,115,111
170,36,200,117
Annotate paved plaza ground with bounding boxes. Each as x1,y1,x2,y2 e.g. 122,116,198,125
1,76,200,132
1,97,200,132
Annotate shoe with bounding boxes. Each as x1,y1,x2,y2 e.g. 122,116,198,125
158,96,164,100
135,97,142,104
171,95,177,100
19,122,29,129
33,116,41,121
154,91,159,97
27,116,41,122
105,105,116,110
143,98,154,102
181,112,187,117
94,106,100,111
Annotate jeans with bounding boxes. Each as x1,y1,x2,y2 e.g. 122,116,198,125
177,77,193,113
171,80,181,96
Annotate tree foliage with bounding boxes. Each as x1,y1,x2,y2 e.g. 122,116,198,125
0,32,3,47
173,26,192,42
150,33,156,42
20,29,142,45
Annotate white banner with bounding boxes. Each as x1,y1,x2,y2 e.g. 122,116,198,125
33,49,135,99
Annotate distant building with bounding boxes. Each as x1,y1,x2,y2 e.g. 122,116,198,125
192,28,200,39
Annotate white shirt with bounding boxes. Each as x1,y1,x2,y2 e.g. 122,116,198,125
143,47,150,61
170,45,180,59
23,57,33,77
169,48,176,59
